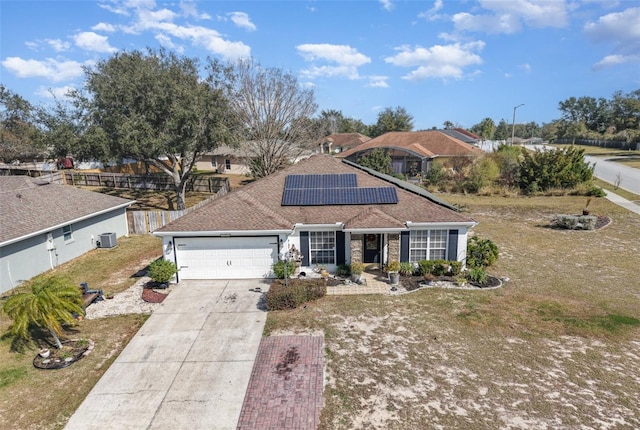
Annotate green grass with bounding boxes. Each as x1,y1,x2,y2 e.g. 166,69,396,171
0,235,159,429
593,178,640,201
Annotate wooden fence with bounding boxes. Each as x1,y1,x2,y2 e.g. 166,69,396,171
126,181,229,234
0,168,66,184
554,138,640,150
64,171,228,193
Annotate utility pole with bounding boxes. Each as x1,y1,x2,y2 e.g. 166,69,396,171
511,104,524,145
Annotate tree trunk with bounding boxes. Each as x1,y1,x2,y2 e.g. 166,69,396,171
49,327,63,349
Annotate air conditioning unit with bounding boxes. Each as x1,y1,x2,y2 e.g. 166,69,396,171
98,232,117,248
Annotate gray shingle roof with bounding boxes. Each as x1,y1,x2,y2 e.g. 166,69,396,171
0,176,134,245
155,154,475,234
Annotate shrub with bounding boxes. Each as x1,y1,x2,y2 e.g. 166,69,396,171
386,260,401,272
265,279,326,311
432,260,449,276
552,214,597,230
586,185,606,197
148,259,178,283
466,236,499,268
518,146,594,193
349,261,365,275
336,264,350,277
399,262,415,276
449,261,462,276
467,267,488,285
417,260,435,276
272,261,296,279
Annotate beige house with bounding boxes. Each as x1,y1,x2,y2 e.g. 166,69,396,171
195,146,250,174
319,133,371,154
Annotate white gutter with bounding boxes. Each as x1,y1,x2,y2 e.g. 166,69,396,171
153,229,293,237
405,221,478,228
0,201,135,248
344,228,406,233
292,222,344,230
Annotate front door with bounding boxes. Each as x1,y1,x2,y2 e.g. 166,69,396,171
363,234,380,264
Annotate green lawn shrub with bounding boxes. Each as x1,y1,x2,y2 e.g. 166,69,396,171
148,259,178,283
399,262,415,276
272,261,296,279
266,279,326,311
467,236,499,268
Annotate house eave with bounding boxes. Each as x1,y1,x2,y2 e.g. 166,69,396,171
405,221,478,229
344,228,406,234
153,229,293,237
0,201,134,248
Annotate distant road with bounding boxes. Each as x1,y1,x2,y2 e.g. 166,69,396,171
583,155,640,195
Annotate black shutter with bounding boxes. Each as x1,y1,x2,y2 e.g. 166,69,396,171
336,231,345,265
300,231,309,266
447,229,458,261
400,231,410,262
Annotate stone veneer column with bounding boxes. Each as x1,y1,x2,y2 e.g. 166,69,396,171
387,233,400,261
350,234,363,262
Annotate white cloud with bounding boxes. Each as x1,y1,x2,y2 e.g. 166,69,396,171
1,57,87,82
418,0,444,22
92,22,117,32
297,44,371,67
35,85,76,99
519,63,531,72
452,0,568,34
179,0,210,20
46,39,71,52
228,12,256,31
155,34,183,52
385,41,485,81
379,0,394,12
297,44,371,80
584,7,640,69
112,1,250,59
368,75,389,88
73,32,118,53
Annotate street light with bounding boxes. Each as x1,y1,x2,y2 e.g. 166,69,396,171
511,103,524,145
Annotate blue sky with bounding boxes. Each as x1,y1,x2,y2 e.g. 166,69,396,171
1,0,639,130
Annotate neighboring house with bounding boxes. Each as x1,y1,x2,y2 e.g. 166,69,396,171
319,133,371,154
195,146,250,174
441,128,481,144
0,176,134,293
153,154,476,281
336,130,483,178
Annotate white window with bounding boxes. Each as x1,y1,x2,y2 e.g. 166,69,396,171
211,158,217,167
309,231,335,265
409,230,448,262
62,225,73,241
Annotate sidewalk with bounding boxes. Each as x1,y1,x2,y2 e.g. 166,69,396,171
603,190,640,216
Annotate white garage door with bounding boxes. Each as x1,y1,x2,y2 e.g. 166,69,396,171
174,236,279,280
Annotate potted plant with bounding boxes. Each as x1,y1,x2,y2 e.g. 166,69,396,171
386,260,401,285
423,273,435,286
350,261,365,283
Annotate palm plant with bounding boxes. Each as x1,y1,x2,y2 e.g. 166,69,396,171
3,276,84,349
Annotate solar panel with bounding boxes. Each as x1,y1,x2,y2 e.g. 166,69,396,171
282,187,398,206
284,173,357,189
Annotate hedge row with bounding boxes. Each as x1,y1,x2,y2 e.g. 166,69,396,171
265,279,326,311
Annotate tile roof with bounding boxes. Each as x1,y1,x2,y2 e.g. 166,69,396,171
335,130,483,159
155,154,475,234
0,176,133,245
323,133,371,149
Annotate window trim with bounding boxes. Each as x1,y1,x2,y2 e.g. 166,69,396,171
309,231,336,265
62,224,73,242
409,229,448,262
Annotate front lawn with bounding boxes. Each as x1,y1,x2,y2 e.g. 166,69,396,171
266,194,640,429
0,235,160,429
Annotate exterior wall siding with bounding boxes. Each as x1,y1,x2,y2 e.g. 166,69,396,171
0,208,129,293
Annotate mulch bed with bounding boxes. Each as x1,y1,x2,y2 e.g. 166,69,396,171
33,339,93,369
141,285,168,303
595,215,612,230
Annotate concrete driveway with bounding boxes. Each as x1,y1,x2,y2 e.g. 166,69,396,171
65,279,270,430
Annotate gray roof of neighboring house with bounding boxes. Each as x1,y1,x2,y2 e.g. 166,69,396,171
155,154,475,234
0,176,134,245
441,128,481,144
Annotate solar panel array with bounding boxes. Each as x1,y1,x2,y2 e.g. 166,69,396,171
284,173,357,190
282,173,399,206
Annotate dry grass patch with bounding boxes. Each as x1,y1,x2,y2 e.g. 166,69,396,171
0,314,148,429
267,194,640,429
0,235,161,429
76,186,213,210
